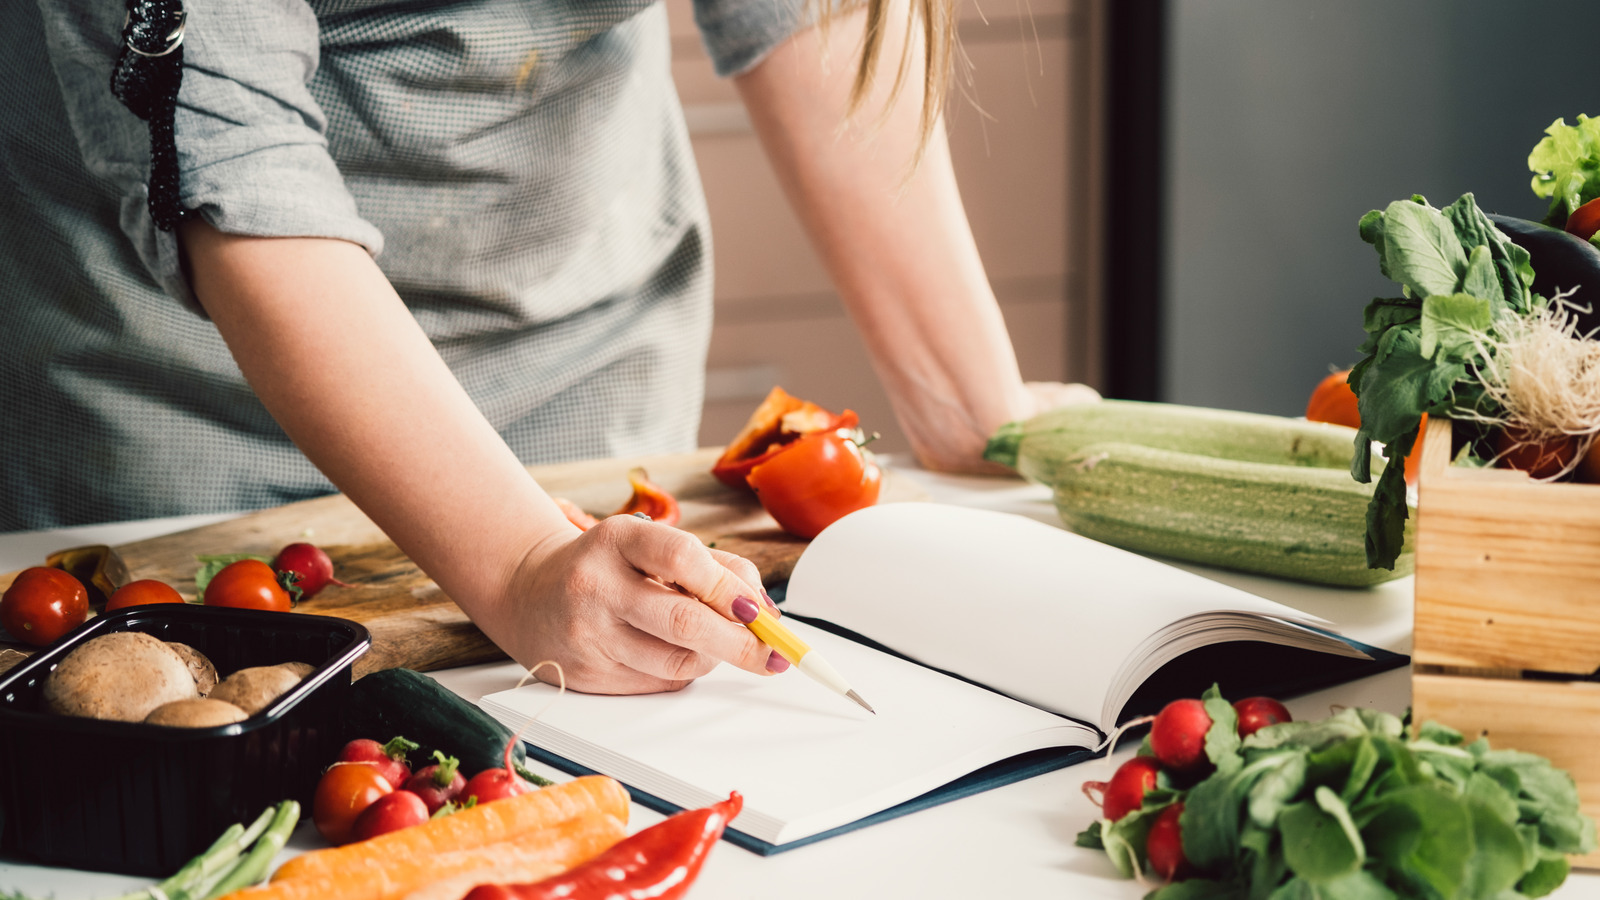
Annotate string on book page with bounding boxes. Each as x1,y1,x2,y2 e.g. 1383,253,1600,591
507,659,568,743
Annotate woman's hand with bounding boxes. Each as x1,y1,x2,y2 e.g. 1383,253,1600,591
902,380,1102,475
477,515,788,694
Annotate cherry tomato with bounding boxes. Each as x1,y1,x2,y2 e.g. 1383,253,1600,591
1495,427,1579,479
746,429,881,539
0,567,89,647
203,559,293,612
1566,197,1600,242
351,790,430,842
1306,370,1425,485
313,762,394,845
105,579,186,613
1233,696,1292,738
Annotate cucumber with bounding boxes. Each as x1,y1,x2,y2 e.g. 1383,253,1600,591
1044,442,1413,587
984,400,1360,487
341,668,552,786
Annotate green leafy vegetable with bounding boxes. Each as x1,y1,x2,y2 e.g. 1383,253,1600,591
1350,193,1542,570
1077,688,1594,899
1528,115,1600,227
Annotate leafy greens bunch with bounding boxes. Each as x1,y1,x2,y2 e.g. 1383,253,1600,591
1349,193,1542,570
1529,115,1600,234
1078,687,1594,900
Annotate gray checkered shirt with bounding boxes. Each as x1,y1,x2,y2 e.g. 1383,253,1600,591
1,0,800,530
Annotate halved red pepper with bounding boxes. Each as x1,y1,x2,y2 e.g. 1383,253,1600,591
711,386,858,491
612,467,681,526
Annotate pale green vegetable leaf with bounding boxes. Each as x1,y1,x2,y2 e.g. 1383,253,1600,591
1529,114,1600,223
1419,293,1491,362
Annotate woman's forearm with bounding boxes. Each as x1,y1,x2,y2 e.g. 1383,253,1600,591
734,3,1032,470
179,222,569,616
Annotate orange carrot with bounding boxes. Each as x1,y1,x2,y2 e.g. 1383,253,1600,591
222,810,626,900
269,776,628,885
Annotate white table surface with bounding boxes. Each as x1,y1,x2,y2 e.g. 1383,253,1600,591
1,463,1594,899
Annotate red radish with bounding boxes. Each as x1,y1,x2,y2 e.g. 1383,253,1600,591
404,751,467,814
338,736,418,789
351,790,429,842
1146,803,1191,881
1149,699,1213,773
1233,697,1292,738
271,542,350,601
1101,756,1163,822
462,732,534,805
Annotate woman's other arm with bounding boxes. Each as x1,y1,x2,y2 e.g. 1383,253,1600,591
733,0,1098,472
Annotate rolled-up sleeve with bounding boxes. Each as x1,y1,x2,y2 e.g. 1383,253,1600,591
38,0,383,312
691,0,812,77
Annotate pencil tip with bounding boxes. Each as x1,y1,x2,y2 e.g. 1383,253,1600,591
847,689,875,714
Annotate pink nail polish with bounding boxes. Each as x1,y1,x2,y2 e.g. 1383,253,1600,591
731,596,759,623
766,651,791,673
761,588,778,611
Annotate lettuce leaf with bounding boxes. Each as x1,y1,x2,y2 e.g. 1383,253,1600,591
1528,115,1600,227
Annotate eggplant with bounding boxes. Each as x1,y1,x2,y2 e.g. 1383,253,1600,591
1489,214,1600,334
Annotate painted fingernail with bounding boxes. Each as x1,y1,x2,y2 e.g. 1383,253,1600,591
761,588,778,611
731,596,759,623
766,651,791,674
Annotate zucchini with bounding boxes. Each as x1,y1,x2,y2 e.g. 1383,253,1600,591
341,668,552,786
1042,442,1413,587
985,400,1360,487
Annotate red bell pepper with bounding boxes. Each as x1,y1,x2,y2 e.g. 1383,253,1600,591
711,386,857,490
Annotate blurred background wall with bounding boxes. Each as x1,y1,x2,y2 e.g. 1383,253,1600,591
1165,0,1600,416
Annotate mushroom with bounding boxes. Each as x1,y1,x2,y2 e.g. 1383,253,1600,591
209,665,304,716
144,698,248,728
43,632,196,721
166,642,219,697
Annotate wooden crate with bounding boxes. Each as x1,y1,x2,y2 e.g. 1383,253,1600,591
1411,416,1600,868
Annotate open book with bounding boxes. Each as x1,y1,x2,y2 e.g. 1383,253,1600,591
479,503,1404,853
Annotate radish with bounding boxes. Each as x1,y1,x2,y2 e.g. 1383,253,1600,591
462,732,535,805
338,736,417,790
1146,803,1191,881
405,751,467,814
1099,756,1162,821
1233,696,1291,738
272,542,350,601
351,790,429,842
1149,699,1212,773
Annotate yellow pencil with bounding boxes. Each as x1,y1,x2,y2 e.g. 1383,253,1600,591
747,606,875,714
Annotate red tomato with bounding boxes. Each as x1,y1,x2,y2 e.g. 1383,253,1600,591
1566,197,1600,241
106,579,186,613
1305,370,1361,430
746,429,882,539
1495,427,1579,479
351,790,429,842
1232,696,1292,738
1306,370,1425,485
0,567,89,647
313,762,394,845
204,559,293,612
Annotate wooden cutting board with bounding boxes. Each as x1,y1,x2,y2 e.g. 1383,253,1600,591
0,449,924,677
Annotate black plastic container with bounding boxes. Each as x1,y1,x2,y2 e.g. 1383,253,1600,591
0,605,369,876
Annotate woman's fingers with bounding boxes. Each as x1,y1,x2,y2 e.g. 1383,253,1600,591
617,578,777,677
597,515,763,622
707,547,779,618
